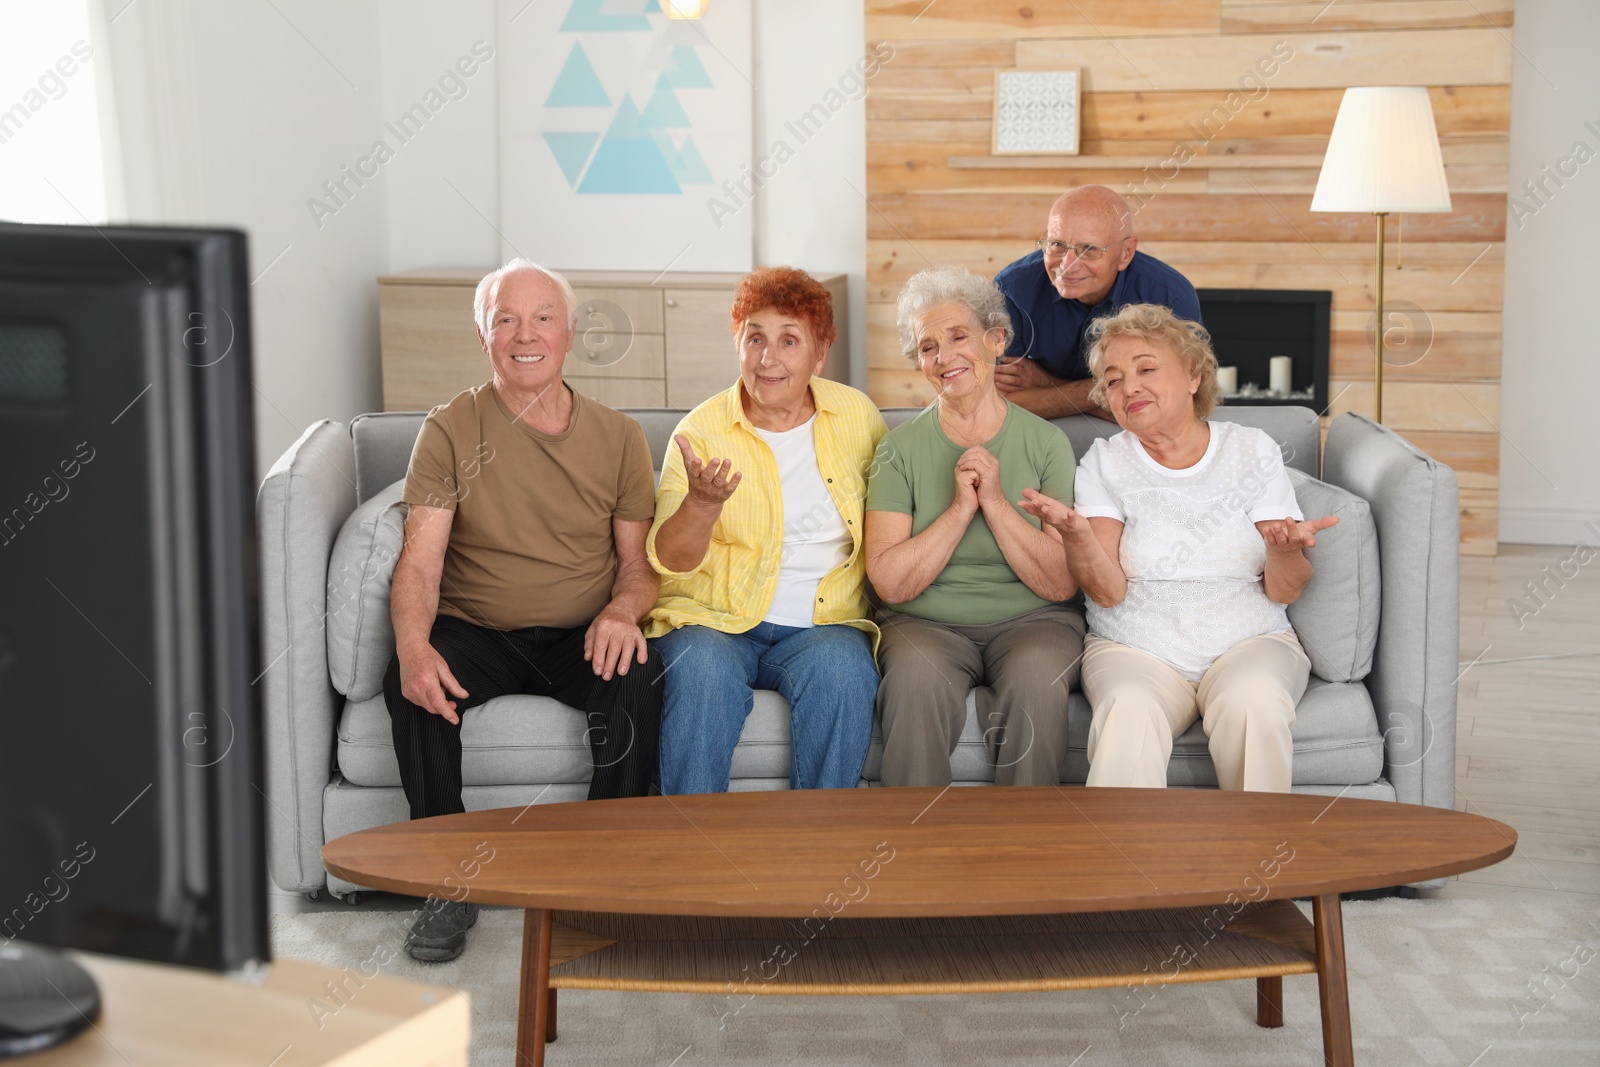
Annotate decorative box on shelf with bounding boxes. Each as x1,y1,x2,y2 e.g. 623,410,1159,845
377,269,849,412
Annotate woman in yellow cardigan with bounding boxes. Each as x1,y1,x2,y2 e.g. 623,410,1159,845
646,267,886,795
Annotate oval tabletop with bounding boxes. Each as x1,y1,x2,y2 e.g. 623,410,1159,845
322,787,1516,917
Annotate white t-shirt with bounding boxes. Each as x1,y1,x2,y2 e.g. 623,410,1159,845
753,416,852,628
1073,421,1304,681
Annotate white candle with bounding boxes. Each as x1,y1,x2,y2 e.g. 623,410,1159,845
1216,366,1237,396
1269,356,1292,396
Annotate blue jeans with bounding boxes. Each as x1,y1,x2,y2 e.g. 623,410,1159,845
654,622,878,795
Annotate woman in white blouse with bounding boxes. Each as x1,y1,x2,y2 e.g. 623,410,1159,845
1020,303,1338,792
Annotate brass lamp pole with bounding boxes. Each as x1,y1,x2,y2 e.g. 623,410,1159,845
1372,211,1387,422
1311,88,1452,424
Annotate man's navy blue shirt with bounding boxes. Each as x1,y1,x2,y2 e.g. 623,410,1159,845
994,249,1202,381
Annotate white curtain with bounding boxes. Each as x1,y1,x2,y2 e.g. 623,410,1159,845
0,1,112,224
93,0,209,224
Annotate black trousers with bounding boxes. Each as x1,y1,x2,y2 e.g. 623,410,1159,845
383,614,662,819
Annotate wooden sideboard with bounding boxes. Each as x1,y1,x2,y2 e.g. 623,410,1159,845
378,269,849,411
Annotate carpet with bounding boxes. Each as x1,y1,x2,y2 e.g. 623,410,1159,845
271,894,1600,1066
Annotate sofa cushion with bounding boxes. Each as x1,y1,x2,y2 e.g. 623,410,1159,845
326,478,406,701
339,692,595,786
350,412,426,505
1169,679,1382,786
1285,469,1382,683
340,687,805,788
341,674,1382,790
1204,406,1322,476
728,693,804,779
620,408,688,471
1059,679,1382,786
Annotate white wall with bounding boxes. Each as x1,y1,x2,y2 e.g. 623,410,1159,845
1499,1,1600,544
98,0,872,474
751,0,870,388
0,4,109,225
377,0,498,273
106,0,390,478
380,0,871,381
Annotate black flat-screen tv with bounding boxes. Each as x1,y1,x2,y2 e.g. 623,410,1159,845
0,222,268,1056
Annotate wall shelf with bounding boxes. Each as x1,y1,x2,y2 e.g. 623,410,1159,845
947,154,1330,170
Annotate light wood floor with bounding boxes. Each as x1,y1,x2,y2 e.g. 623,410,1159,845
1428,544,1600,902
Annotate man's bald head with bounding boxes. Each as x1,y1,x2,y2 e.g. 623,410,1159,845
1040,184,1140,306
1048,185,1135,241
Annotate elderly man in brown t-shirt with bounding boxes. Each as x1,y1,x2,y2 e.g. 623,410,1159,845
382,258,662,961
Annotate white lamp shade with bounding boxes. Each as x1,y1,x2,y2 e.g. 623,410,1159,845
1311,87,1452,214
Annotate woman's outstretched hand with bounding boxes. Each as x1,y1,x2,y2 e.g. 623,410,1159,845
1019,489,1092,542
676,434,741,508
1259,515,1340,554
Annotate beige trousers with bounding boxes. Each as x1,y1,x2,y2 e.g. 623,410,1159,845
1080,630,1309,793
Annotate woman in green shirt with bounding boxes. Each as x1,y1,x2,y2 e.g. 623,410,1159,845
864,266,1085,787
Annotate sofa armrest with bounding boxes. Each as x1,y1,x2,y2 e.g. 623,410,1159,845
1321,413,1459,810
257,420,357,893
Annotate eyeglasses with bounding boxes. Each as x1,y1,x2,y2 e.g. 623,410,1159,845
1037,236,1128,262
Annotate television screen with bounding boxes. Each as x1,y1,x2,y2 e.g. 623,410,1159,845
0,222,268,1051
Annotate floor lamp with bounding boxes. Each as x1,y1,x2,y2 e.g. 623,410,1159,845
1310,87,1452,423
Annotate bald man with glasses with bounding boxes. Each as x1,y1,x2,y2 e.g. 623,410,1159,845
993,185,1201,420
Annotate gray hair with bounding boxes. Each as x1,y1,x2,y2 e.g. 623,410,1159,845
895,265,1013,360
473,258,578,334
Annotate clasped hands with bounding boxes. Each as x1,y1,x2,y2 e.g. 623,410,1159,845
952,446,1008,514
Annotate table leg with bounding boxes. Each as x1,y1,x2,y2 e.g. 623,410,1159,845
1255,975,1283,1028
547,988,558,1042
516,908,553,1067
1312,894,1354,1067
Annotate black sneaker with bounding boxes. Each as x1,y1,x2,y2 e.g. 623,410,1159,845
405,899,479,962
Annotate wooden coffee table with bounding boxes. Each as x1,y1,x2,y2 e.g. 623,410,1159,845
322,788,1515,1067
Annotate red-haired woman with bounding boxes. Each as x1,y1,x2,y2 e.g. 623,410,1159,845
645,267,887,795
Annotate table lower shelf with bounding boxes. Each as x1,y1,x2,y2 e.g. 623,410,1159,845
546,900,1317,995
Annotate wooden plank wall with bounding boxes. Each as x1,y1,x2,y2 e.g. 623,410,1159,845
864,0,1512,554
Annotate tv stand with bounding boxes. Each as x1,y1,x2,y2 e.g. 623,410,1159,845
7,950,468,1065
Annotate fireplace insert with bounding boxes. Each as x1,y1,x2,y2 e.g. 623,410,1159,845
1196,288,1330,412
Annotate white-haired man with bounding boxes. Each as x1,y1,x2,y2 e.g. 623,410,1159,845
382,259,662,961
993,185,1201,420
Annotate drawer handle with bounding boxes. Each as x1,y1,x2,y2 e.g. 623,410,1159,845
666,299,677,308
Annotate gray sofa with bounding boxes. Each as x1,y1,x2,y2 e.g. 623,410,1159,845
260,405,1460,899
